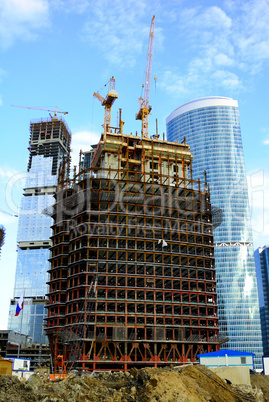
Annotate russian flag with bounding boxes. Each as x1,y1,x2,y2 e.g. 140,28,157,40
15,293,24,316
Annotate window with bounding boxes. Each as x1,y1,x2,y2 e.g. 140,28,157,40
241,357,246,364
150,162,158,170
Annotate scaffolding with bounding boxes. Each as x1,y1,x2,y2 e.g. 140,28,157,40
46,129,225,372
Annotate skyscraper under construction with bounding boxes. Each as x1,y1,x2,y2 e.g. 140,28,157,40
46,113,224,371
8,115,71,343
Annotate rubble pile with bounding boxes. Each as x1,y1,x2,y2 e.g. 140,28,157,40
251,374,269,402
0,365,268,401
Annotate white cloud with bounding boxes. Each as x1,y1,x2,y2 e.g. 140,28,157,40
264,140,269,145
181,1,269,72
211,70,241,90
0,166,21,180
71,130,100,167
0,0,49,49
181,6,232,31
162,1,269,97
50,0,89,14
214,53,234,67
233,0,269,74
159,69,188,97
79,0,163,67
160,62,242,98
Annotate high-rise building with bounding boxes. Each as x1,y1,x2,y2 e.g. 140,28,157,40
46,125,223,372
8,117,71,343
166,96,263,368
255,246,269,355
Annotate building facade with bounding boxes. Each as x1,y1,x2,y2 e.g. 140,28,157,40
255,246,269,355
46,126,224,372
166,97,263,368
8,117,71,343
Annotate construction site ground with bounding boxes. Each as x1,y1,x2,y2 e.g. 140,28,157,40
0,365,268,401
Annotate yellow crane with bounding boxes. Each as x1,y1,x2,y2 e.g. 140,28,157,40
93,77,118,138
136,15,155,138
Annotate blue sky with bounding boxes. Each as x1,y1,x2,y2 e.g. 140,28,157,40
0,0,268,329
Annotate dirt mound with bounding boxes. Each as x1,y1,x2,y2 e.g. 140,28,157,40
0,374,37,402
0,366,267,401
134,365,256,401
251,374,269,401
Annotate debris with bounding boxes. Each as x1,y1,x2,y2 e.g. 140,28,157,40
0,366,268,401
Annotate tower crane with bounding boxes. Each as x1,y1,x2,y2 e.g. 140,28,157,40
93,77,118,138
11,105,68,118
136,15,155,139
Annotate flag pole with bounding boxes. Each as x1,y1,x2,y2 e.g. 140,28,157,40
17,295,24,358
17,306,24,358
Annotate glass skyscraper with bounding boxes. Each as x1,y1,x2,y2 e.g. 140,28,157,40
166,97,263,368
255,246,269,355
8,117,71,343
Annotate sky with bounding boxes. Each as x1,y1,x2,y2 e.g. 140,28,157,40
0,0,268,330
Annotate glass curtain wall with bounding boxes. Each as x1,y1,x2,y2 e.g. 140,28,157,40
8,117,71,344
166,97,263,368
8,155,56,343
255,246,269,355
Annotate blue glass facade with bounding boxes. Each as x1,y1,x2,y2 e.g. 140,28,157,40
166,97,263,368
255,246,269,355
8,118,71,344
8,155,56,343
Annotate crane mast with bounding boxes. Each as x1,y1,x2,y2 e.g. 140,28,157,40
93,77,118,139
136,15,155,138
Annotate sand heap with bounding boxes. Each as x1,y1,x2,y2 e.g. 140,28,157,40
0,365,267,401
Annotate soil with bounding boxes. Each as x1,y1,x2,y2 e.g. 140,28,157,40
0,365,268,401
251,374,269,401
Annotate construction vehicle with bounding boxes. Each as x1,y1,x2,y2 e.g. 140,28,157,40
93,77,118,137
136,15,155,138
